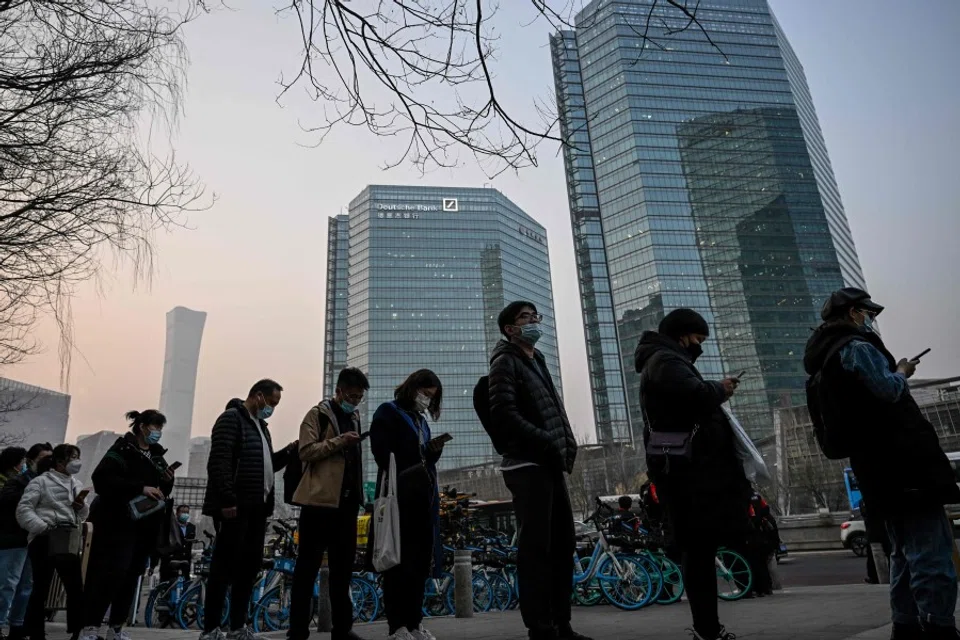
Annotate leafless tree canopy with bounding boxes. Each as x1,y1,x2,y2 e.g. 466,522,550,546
276,0,719,175
0,0,208,377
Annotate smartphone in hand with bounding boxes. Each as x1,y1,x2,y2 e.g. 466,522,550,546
168,461,183,472
430,433,453,445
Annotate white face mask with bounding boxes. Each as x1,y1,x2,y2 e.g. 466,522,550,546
65,460,82,476
415,392,431,414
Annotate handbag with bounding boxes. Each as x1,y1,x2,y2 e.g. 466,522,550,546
128,495,167,521
372,453,401,572
47,524,82,557
644,405,700,474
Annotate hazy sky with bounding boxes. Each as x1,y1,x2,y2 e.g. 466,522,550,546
7,0,959,450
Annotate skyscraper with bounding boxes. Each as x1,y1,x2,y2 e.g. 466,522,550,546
0,377,70,448
325,185,560,479
158,307,207,474
188,436,212,478
551,0,867,443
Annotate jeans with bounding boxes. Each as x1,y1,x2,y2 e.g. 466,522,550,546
503,466,574,638
288,502,358,640
885,506,958,628
0,547,32,628
203,505,268,632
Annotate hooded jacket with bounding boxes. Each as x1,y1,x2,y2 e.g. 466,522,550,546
488,339,577,473
804,322,960,515
202,398,295,517
635,331,750,546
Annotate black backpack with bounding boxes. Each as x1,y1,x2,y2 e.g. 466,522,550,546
805,336,858,460
473,374,510,455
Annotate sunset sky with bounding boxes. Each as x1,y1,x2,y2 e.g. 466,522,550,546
7,0,959,450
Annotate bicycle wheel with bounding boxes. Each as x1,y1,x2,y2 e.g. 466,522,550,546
252,585,292,632
350,576,380,623
627,553,663,606
572,557,602,607
485,573,513,612
177,583,230,630
716,549,753,601
145,582,174,629
422,573,453,617
470,572,494,613
597,554,653,611
654,555,684,605
503,567,519,610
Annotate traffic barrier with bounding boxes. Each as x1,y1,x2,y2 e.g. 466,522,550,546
453,550,473,618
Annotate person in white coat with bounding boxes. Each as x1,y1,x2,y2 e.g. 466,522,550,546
16,445,88,640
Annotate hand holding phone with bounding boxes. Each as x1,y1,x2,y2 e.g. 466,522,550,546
76,489,90,501
430,433,453,445
359,431,372,442
168,461,182,472
911,348,931,362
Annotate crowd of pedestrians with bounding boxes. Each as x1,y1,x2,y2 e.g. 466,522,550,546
0,291,957,640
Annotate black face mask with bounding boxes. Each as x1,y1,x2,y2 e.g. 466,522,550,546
686,342,703,363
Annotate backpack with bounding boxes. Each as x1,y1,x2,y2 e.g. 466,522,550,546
473,374,509,455
805,336,859,460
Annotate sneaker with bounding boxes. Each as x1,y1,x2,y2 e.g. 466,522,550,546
388,630,416,640
200,630,227,640
112,629,132,640
411,627,435,640
227,628,261,640
78,627,100,640
688,627,737,640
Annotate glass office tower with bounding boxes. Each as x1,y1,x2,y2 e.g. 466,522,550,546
551,0,867,442
324,185,560,479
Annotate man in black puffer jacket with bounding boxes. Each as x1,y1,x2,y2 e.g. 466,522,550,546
488,301,587,640
201,379,298,640
635,309,748,640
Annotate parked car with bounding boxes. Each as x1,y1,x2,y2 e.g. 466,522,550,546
841,519,868,557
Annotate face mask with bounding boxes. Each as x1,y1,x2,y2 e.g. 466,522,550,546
178,513,190,524
65,460,82,476
686,341,703,363
258,404,274,420
20,462,27,474
340,400,357,414
415,392,431,413
145,429,162,445
517,323,543,346
860,312,876,333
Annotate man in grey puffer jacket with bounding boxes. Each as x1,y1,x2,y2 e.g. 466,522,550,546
488,301,587,640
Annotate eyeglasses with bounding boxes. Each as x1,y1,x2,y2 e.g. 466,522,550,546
341,392,365,404
515,312,543,323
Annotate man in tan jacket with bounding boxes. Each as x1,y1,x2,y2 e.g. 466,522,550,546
288,368,369,640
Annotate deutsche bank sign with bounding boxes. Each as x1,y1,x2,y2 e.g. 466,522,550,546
443,198,459,212
375,197,459,214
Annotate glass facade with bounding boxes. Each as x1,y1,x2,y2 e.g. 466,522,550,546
325,186,560,479
552,0,867,443
324,215,351,396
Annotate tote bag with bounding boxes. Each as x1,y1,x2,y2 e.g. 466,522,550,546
372,453,401,572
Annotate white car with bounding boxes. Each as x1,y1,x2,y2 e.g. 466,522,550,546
841,519,868,557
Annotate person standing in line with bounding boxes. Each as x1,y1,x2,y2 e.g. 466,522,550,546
369,370,446,640
200,379,298,640
0,446,28,640
0,443,53,640
804,288,960,640
79,410,176,640
487,301,590,640
635,309,750,640
17,445,88,640
287,368,370,640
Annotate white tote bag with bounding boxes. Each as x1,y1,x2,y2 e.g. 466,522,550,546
372,453,401,572
722,406,771,484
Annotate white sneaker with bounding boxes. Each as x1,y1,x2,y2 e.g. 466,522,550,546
389,630,416,640
226,627,261,640
199,630,226,640
112,629,132,640
78,626,100,640
411,627,436,640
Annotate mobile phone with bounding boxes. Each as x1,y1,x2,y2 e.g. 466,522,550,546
431,433,453,445
736,371,748,380
168,461,182,472
76,489,90,501
359,431,371,441
911,348,931,361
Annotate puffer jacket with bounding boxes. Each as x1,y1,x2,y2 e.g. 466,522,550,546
635,331,750,547
292,400,363,508
202,398,295,517
16,471,89,543
488,339,577,473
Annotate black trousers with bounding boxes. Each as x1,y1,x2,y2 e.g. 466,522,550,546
682,542,721,639
288,502,359,640
203,504,268,632
382,489,434,634
25,536,84,637
504,466,574,638
83,524,153,627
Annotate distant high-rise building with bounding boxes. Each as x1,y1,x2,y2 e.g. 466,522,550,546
75,430,124,488
325,185,560,479
158,307,207,475
0,378,70,448
188,437,211,478
551,0,867,443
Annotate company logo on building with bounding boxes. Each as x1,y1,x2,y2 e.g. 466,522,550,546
442,198,459,212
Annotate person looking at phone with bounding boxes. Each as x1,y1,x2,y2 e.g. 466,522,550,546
805,288,960,640
287,367,371,640
369,369,446,640
78,410,175,640
16,444,87,640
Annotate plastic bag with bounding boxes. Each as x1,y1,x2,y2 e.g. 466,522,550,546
722,406,771,483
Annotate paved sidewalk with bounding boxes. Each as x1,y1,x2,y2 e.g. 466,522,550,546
46,584,894,640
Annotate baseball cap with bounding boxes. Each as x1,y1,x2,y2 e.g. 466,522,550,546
821,287,884,321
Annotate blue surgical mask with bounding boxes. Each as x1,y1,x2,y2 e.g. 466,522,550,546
258,404,274,420
20,462,27,474
519,323,543,346
340,400,357,414
860,312,876,333
178,513,190,524
145,429,162,445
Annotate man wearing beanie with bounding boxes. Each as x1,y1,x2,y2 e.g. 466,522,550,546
804,288,960,640
635,309,749,640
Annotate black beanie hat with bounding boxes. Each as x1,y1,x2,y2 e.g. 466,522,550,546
659,308,710,340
